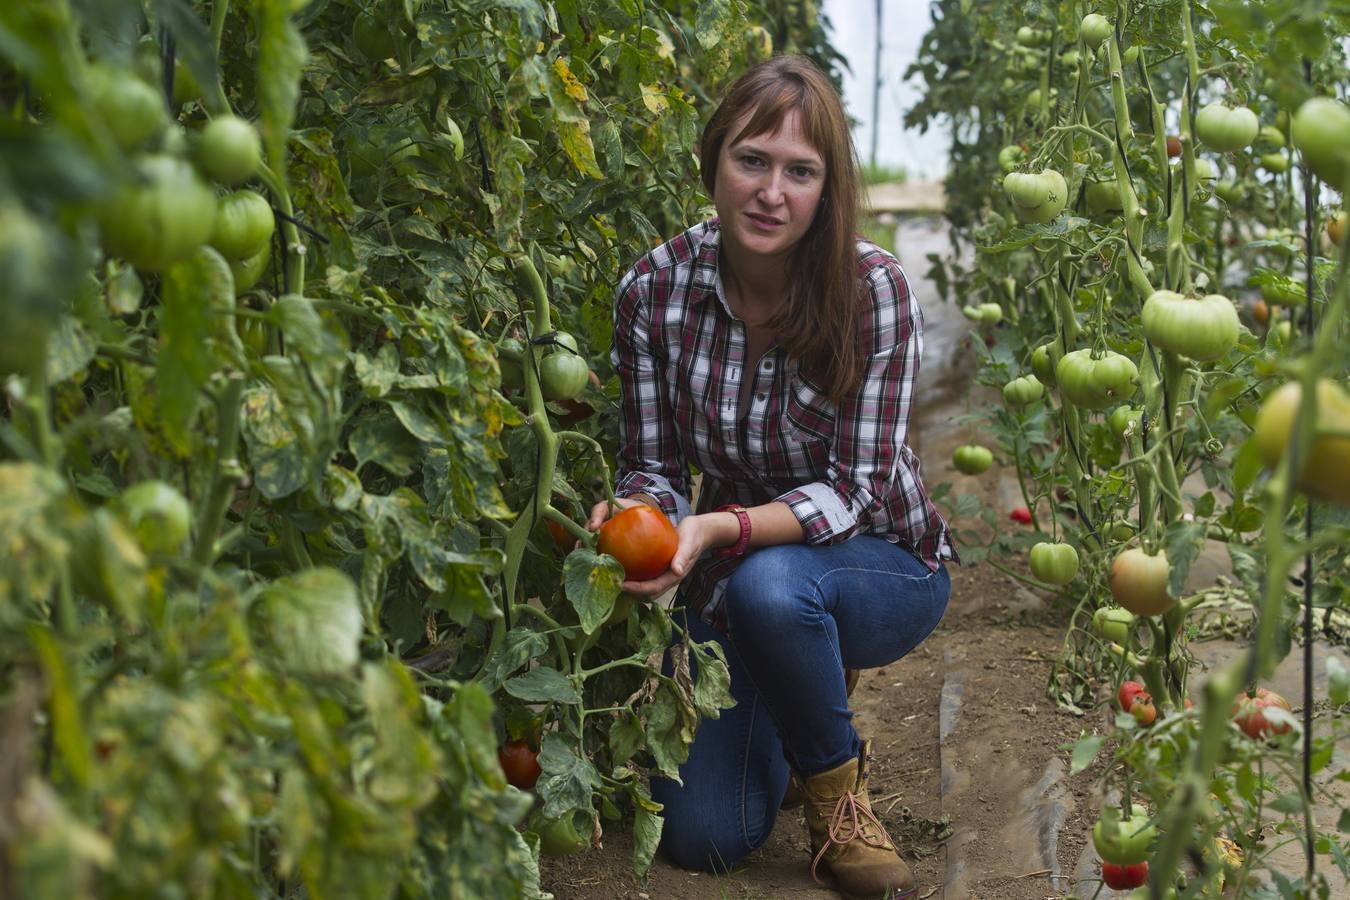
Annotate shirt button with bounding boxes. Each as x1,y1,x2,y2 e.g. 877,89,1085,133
763,360,773,370
756,393,766,402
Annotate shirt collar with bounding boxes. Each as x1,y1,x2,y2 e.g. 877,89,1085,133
692,218,732,314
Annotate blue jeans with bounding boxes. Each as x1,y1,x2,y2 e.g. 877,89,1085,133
651,537,950,873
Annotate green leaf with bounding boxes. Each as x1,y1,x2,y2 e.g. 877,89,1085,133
479,627,550,694
1268,791,1306,815
1236,763,1258,804
689,637,733,719
254,0,307,177
563,548,623,634
240,386,307,499
148,0,220,110
28,625,92,788
258,567,363,675
694,0,734,49
644,681,696,780
1232,436,1265,494
537,734,601,821
504,666,581,704
44,315,96,385
158,246,233,455
631,784,663,881
348,411,422,476
1163,519,1207,599
1069,735,1104,774
607,710,645,768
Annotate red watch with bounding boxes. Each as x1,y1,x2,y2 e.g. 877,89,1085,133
713,504,752,558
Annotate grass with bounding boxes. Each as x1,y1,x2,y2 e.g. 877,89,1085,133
861,213,898,254
862,161,908,185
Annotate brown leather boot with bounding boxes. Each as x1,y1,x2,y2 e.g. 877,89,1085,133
801,741,915,900
781,669,861,811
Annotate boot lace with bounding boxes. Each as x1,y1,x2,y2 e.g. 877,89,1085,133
809,788,895,886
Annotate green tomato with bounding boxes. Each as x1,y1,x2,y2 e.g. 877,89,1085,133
193,115,263,186
1030,342,1058,387
98,155,218,272
1002,374,1044,406
353,10,399,60
1291,97,1350,190
209,190,276,261
497,338,525,392
1084,178,1123,216
91,68,168,151
1092,606,1136,645
1029,542,1079,585
1252,379,1350,507
1003,170,1068,224
551,331,580,354
952,445,994,475
1141,291,1240,362
1016,26,1050,48
230,246,271,294
1055,349,1138,410
1092,807,1157,866
1213,179,1246,204
1079,13,1112,48
118,480,191,555
1254,124,1286,151
1259,151,1289,173
540,352,589,401
1109,547,1174,616
998,145,1026,174
1108,405,1141,439
1259,277,1304,306
535,810,590,857
1194,103,1259,153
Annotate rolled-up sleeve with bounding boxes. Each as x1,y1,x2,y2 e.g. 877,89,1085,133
775,259,920,544
610,270,693,523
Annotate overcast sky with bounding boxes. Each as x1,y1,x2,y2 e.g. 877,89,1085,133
821,0,949,180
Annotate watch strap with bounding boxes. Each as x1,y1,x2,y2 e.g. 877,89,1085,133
713,504,752,558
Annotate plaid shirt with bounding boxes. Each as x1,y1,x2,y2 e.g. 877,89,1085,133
610,218,956,628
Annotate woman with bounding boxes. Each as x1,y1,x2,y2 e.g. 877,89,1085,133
588,55,955,900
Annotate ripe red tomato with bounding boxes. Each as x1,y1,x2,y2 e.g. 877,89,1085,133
597,505,678,581
1117,680,1146,712
1231,687,1292,739
546,518,574,552
1009,506,1032,524
498,739,541,790
1130,692,1157,726
1101,860,1148,889
1166,134,1182,157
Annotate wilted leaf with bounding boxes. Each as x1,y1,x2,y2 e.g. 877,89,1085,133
258,567,363,675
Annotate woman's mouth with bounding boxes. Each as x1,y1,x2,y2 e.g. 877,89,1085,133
745,212,784,230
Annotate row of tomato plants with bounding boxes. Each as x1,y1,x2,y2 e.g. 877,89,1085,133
909,0,1348,895
0,0,838,895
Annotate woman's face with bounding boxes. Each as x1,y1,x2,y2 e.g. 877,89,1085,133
713,108,826,267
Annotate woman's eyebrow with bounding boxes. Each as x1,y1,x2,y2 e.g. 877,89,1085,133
732,140,823,167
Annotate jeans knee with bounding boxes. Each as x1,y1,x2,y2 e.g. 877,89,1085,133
725,548,811,627
660,828,749,874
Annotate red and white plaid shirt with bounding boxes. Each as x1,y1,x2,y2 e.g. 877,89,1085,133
611,218,956,627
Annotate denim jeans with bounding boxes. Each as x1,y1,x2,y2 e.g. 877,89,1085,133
651,536,951,873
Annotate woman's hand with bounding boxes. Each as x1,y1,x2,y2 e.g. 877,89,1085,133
587,499,736,597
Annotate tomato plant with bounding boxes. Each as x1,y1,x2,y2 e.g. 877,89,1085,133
597,505,678,582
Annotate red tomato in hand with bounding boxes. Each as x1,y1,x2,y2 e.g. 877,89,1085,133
597,505,678,581
498,739,541,790
1010,506,1033,524
1101,860,1148,889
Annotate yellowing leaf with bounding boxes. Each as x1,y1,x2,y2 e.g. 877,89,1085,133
640,83,669,115
558,119,603,179
552,58,588,103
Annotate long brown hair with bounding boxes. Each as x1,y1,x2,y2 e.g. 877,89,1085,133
700,55,864,403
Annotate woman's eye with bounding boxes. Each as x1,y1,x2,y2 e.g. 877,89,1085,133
739,154,764,168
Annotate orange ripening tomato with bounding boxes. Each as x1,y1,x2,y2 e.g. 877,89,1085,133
597,505,678,581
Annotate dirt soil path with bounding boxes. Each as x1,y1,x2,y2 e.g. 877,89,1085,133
541,217,1113,899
